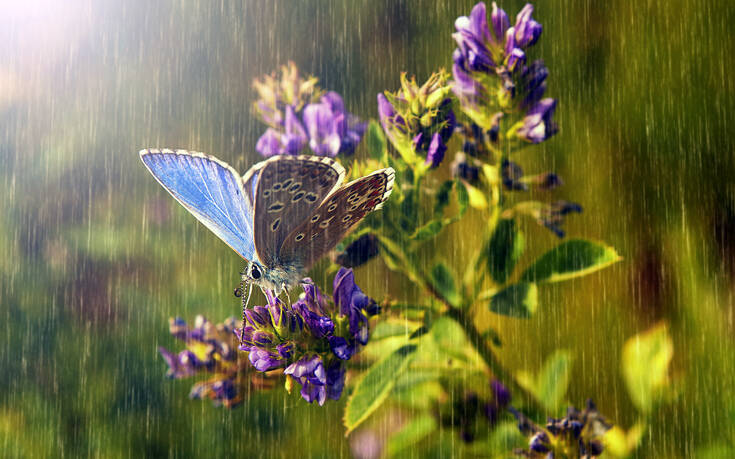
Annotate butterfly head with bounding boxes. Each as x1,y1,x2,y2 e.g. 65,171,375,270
242,260,303,294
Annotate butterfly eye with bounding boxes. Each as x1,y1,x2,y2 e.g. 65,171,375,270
249,264,262,280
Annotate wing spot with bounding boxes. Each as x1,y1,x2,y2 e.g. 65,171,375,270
318,217,334,229
295,233,305,241
289,182,302,193
341,214,352,222
305,193,318,203
263,190,271,198
281,178,293,189
327,203,337,212
349,204,359,211
292,191,305,202
268,202,284,213
310,214,320,223
273,183,282,191
271,218,281,232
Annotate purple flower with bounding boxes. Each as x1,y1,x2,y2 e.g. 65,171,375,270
377,93,406,145
319,91,367,156
451,153,480,184
159,348,203,379
516,98,558,143
243,306,271,329
529,431,551,453
333,268,373,345
539,200,583,238
517,60,549,110
328,335,354,360
425,132,448,168
378,71,454,168
284,354,327,405
514,4,543,49
248,348,283,372
255,106,308,156
501,159,528,191
325,361,346,401
292,290,334,339
490,2,510,43
453,2,495,72
303,100,343,157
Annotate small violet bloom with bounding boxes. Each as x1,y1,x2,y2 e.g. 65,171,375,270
515,98,558,144
158,315,270,408
377,72,454,168
255,106,308,156
254,64,366,157
236,270,379,405
452,2,555,139
511,400,611,458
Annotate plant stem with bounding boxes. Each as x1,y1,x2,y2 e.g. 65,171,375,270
419,269,542,411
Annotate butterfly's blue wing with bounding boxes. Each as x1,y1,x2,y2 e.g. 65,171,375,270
140,149,256,261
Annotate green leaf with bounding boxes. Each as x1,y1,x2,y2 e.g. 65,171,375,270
487,218,525,284
430,262,460,307
366,119,387,161
536,349,574,411
622,323,673,414
455,180,469,216
410,219,445,241
489,283,537,318
371,320,422,340
520,239,621,283
344,344,418,435
386,414,438,457
434,180,454,215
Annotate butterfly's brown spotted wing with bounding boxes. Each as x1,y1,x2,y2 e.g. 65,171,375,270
278,167,395,271
249,155,346,268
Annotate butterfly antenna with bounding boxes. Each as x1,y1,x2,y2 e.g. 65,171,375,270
239,282,253,346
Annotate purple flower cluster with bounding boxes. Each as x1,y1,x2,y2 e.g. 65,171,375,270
237,268,379,405
377,71,455,169
511,400,612,458
253,63,366,157
451,2,557,144
158,315,275,408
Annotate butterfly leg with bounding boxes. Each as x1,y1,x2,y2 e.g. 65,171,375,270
239,283,253,346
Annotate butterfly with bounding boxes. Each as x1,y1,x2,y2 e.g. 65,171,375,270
139,149,395,299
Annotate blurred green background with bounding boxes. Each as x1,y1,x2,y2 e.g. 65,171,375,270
1,0,734,457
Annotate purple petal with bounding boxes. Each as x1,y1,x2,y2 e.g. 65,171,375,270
424,132,447,168
328,335,354,360
514,4,542,48
490,2,510,43
255,129,283,157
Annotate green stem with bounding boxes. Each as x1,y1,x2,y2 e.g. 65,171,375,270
419,269,542,411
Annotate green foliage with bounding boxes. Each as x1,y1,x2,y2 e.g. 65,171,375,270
622,323,674,414
520,239,621,283
517,349,574,412
343,344,418,435
489,282,538,318
430,262,460,307
486,218,525,284
385,413,438,457
366,119,387,161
